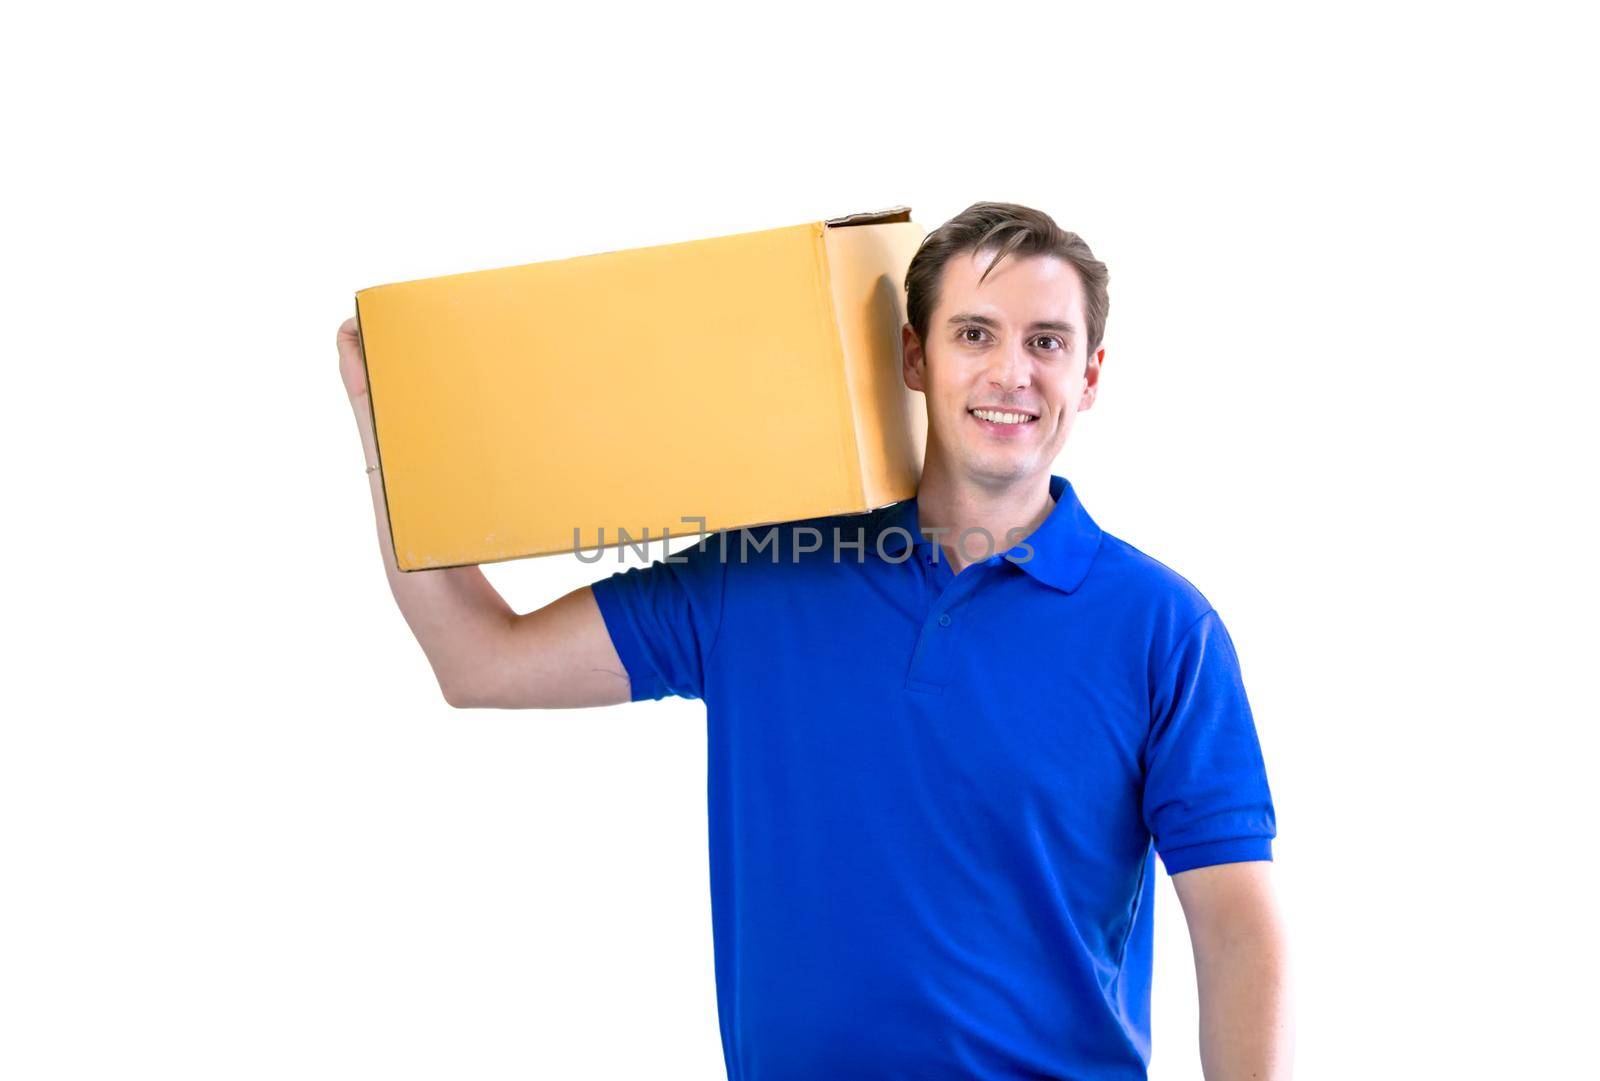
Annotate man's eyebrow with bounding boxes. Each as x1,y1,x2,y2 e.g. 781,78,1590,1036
947,312,1077,334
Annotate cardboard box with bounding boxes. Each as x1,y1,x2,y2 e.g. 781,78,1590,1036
354,207,928,571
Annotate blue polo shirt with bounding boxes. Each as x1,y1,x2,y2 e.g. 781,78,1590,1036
589,474,1275,1080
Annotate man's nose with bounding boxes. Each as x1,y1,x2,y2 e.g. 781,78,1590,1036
987,339,1031,391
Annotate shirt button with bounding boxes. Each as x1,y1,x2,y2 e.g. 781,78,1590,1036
937,613,952,627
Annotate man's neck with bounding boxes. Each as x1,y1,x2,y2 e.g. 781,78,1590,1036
914,457,1057,575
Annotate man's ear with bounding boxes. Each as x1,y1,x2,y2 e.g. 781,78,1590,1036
902,323,926,392
1079,346,1105,411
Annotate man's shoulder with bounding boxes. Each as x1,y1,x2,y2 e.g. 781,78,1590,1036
1089,529,1215,623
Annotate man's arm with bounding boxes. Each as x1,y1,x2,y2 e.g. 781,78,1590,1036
1171,861,1294,1081
339,316,631,709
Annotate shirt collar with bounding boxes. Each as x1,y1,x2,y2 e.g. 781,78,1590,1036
870,473,1104,594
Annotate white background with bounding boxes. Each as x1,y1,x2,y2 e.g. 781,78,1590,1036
4,3,1596,1078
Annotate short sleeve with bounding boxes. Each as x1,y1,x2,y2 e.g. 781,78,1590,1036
1143,608,1277,874
588,533,730,702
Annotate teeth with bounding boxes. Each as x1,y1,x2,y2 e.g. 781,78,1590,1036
971,409,1034,425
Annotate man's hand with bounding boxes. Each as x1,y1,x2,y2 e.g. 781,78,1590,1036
1171,861,1294,1080
337,315,369,402
335,312,630,709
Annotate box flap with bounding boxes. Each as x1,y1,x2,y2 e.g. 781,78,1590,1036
824,206,913,228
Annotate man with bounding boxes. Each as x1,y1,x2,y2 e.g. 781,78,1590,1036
338,202,1293,1080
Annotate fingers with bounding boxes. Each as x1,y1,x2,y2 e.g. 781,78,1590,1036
337,314,369,402
336,315,360,355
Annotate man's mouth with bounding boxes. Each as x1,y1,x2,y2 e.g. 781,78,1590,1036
968,407,1039,426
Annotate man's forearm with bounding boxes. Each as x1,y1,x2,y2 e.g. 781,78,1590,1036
351,385,514,703
1192,913,1293,1080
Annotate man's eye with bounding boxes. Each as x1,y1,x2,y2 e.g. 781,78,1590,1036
1034,336,1062,351
961,326,987,343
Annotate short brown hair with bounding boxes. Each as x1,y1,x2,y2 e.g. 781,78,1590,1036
904,201,1110,357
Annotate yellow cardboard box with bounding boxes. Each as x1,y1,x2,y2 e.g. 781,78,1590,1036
354,207,927,571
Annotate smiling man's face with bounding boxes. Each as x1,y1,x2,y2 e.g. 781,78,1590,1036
903,248,1104,490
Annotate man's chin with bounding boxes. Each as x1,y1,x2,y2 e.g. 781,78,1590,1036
957,448,1040,488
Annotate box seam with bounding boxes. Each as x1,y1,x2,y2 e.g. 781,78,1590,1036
353,295,411,572
808,222,866,510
